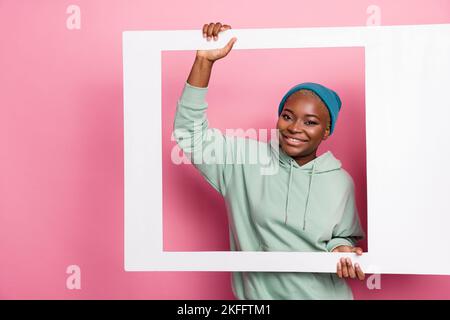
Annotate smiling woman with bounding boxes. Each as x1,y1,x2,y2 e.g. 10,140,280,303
277,88,332,166
173,21,365,300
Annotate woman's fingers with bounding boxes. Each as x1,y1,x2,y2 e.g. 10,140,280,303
338,257,365,281
212,23,222,40
336,261,343,278
203,22,232,41
206,23,215,40
346,258,356,279
340,257,349,278
220,24,232,34
355,263,365,281
336,250,364,280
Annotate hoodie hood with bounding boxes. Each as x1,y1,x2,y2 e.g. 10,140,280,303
270,139,342,230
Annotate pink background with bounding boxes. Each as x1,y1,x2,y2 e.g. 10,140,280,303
1,0,450,299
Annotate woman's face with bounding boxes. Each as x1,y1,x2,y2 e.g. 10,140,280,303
276,93,331,159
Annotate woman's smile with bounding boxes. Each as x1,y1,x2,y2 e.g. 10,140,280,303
281,133,308,147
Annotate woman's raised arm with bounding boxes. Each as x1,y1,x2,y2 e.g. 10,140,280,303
173,22,239,197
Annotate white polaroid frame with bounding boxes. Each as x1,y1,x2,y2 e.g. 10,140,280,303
123,23,450,274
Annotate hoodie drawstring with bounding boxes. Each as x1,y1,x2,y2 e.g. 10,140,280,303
302,161,316,230
284,159,317,230
284,160,294,224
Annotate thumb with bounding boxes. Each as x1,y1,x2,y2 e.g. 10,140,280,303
352,247,363,255
224,37,237,52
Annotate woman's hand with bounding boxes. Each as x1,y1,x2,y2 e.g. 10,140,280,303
196,22,237,63
332,245,365,281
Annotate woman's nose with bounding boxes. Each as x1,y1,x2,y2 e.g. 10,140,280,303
287,120,303,133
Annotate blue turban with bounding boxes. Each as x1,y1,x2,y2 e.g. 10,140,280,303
277,82,342,135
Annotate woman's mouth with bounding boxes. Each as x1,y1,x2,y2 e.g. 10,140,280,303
281,134,308,146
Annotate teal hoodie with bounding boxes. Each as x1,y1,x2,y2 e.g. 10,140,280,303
173,81,365,300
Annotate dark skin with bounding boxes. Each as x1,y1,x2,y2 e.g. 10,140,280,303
188,21,365,281
276,93,331,167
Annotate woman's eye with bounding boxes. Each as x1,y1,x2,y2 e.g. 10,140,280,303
305,121,317,125
282,114,291,120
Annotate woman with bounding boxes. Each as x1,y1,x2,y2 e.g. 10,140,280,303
173,22,366,300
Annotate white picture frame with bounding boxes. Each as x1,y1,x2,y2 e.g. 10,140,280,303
123,23,450,274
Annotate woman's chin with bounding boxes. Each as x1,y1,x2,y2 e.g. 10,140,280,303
281,144,303,156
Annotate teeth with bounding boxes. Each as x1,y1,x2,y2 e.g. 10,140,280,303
283,134,305,143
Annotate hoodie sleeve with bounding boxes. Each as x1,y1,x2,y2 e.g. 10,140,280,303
326,176,366,252
173,81,233,197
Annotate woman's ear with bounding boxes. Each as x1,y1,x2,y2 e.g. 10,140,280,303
323,123,331,140
322,117,331,140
